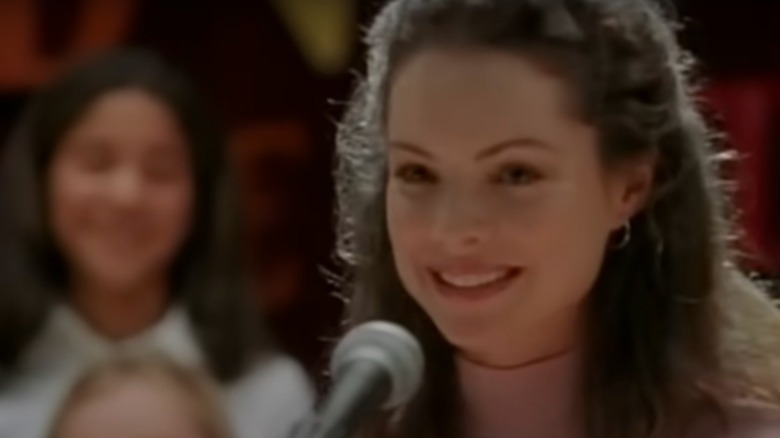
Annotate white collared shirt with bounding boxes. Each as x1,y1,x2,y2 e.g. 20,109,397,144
0,305,314,438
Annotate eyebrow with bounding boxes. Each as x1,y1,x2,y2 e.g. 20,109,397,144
389,137,552,161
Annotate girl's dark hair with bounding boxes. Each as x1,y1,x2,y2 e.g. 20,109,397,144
335,1,780,437
0,49,261,382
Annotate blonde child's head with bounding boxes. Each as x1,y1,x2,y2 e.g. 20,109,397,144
50,351,234,438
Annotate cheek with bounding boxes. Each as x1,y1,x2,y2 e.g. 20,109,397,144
48,165,97,242
152,182,194,238
521,179,615,301
386,190,429,289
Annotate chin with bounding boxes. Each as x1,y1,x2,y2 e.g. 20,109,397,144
82,262,156,292
432,312,498,351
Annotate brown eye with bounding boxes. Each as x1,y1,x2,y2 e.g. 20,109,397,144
145,156,188,183
144,160,183,182
494,164,540,186
393,164,437,184
142,144,191,183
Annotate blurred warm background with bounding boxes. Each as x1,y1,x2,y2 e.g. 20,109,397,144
0,0,778,377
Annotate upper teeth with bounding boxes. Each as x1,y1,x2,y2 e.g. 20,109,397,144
437,270,510,288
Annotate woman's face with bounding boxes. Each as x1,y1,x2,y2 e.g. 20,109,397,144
48,88,194,292
385,48,652,366
55,380,209,438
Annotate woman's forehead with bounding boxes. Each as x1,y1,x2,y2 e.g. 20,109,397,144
386,48,591,155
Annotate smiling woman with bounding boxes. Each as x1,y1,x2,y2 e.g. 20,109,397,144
386,48,636,368
334,1,780,438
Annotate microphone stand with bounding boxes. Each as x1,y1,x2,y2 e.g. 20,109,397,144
287,361,391,438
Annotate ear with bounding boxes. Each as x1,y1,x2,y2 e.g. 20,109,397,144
609,152,656,230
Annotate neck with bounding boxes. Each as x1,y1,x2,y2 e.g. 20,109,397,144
457,341,585,438
69,276,170,340
459,304,584,369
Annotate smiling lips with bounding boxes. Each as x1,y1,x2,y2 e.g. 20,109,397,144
430,267,522,301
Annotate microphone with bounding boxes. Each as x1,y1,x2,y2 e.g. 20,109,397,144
290,321,424,438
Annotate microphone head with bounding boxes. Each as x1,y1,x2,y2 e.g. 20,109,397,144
331,321,424,409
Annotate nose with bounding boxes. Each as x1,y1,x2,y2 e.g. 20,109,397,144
431,190,491,254
106,168,145,208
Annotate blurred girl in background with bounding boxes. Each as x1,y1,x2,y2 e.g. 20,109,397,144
0,49,311,438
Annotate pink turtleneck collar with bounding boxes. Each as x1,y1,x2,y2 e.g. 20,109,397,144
457,350,585,438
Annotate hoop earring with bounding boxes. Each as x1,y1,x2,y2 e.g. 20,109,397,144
613,221,631,250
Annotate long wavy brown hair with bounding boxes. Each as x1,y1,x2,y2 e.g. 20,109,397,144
334,1,780,437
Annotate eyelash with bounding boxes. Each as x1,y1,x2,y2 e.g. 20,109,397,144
490,163,541,186
393,164,437,184
391,162,542,186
